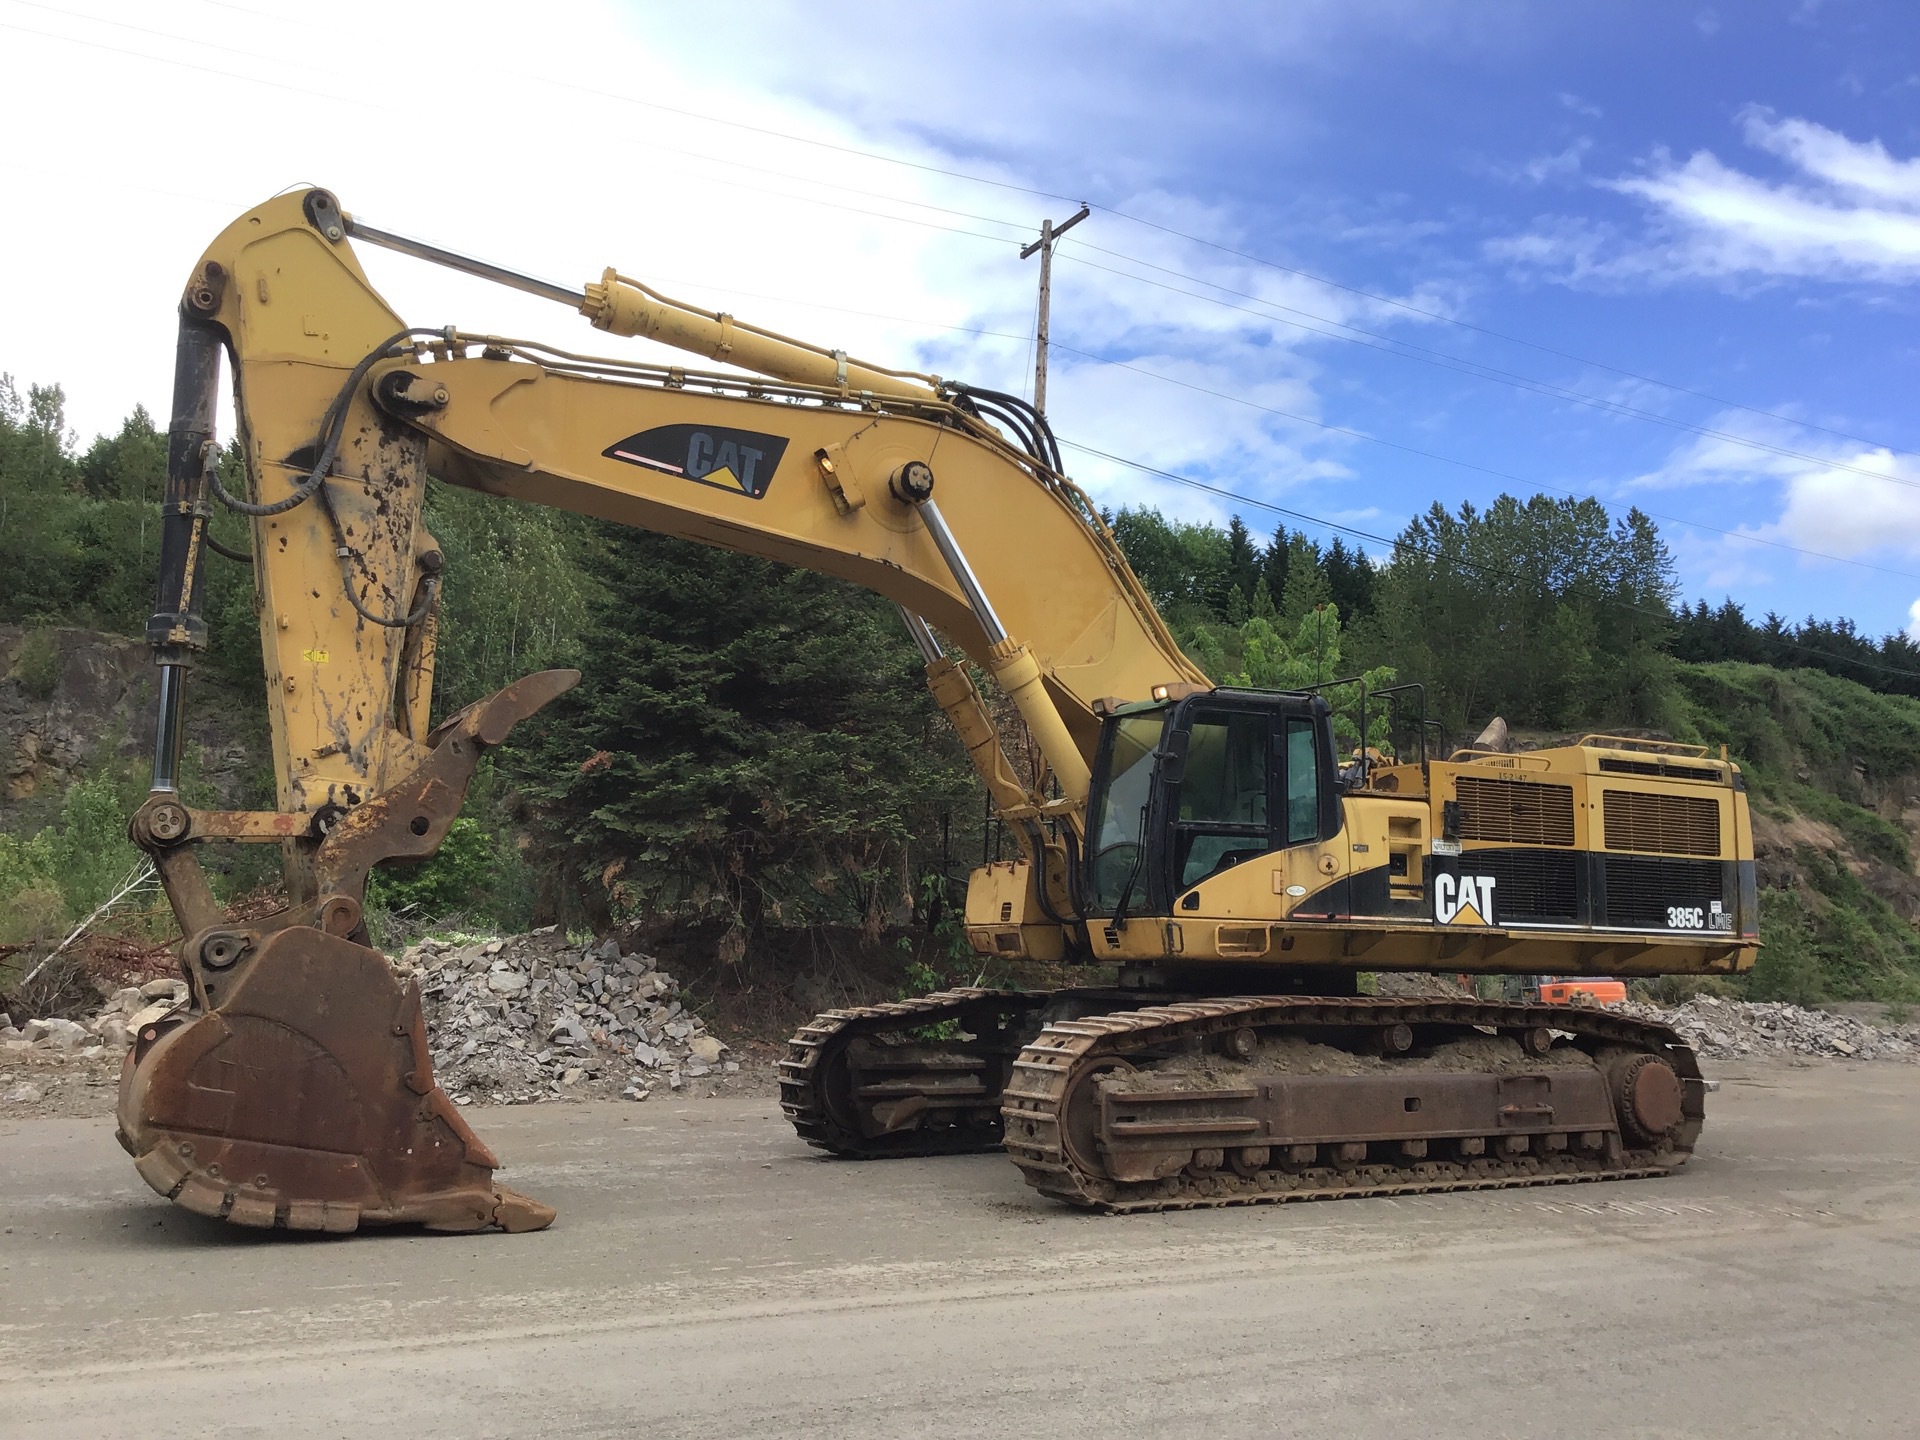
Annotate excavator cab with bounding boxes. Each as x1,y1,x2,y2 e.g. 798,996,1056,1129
1085,691,1342,921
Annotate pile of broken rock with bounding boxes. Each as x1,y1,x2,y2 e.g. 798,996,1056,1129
1,976,188,1058
1626,995,1920,1063
402,926,736,1105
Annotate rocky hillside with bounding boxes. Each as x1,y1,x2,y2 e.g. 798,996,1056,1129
0,624,265,824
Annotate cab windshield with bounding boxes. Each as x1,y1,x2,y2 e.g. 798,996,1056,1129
1088,710,1167,912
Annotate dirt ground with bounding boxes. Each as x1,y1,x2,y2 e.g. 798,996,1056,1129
5,1059,1918,1439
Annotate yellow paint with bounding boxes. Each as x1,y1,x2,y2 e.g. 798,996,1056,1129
302,648,330,664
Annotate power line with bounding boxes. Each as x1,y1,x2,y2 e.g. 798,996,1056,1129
8,11,1913,581
0,15,359,104
538,77,1913,461
1039,339,1920,582
1056,247,1920,492
597,265,1918,579
17,6,1916,480
1059,439,1920,681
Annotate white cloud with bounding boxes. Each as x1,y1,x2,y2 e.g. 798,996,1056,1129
1491,108,1920,284
1741,108,1920,207
1629,411,1920,569
1492,138,1592,188
0,0,1441,537
1906,596,1920,641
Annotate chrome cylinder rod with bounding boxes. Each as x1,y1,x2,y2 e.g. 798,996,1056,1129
917,499,1008,647
150,665,186,794
896,606,945,664
345,216,587,308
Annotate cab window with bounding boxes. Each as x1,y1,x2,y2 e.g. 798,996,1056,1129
1284,716,1320,844
1174,711,1270,889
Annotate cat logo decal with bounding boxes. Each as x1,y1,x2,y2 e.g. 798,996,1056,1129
1434,872,1496,926
604,424,789,498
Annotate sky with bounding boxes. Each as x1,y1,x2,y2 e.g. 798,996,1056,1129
3,0,1920,637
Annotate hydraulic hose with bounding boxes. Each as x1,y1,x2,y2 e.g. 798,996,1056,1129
206,327,441,518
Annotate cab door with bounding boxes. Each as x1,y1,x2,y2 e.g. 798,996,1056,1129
1166,706,1275,896
1271,706,1350,917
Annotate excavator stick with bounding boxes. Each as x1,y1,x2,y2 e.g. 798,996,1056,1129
120,279,575,1231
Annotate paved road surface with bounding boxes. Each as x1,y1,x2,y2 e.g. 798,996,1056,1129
4,1060,1918,1438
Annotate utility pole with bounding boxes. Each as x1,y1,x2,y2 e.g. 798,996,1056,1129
1020,204,1089,416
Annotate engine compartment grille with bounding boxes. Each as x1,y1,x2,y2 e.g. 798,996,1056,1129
1603,789,1721,856
1454,776,1575,847
1601,856,1725,928
1461,849,1579,924
1597,756,1724,782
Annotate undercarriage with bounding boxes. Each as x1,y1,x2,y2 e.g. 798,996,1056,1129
780,986,1703,1211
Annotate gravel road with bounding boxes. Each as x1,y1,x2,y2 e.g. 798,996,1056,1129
3,1059,1917,1438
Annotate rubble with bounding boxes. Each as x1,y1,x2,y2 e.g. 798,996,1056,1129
398,927,737,1104
1620,995,1920,1063
21,1017,89,1051
6,928,752,1109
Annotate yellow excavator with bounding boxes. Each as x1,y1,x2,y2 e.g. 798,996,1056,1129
119,190,1757,1231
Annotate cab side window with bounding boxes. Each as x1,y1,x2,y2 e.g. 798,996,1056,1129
1174,711,1270,889
1179,713,1268,826
1284,716,1320,845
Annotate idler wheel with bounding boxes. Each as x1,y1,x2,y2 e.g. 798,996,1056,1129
1060,1058,1136,1178
1609,1054,1684,1146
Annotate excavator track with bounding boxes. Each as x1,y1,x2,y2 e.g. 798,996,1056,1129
779,988,1056,1157
1002,996,1705,1212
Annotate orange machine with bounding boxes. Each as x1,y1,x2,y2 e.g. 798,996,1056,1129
1539,978,1630,1005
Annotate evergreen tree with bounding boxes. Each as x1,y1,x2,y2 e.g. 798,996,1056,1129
515,525,975,955
1322,536,1376,623
1260,524,1292,603
1223,515,1261,617
1277,532,1330,625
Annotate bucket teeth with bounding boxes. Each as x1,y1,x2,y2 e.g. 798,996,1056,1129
285,1200,360,1233
491,1187,558,1233
227,1192,278,1228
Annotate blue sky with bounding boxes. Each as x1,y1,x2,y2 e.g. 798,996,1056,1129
5,1,1918,636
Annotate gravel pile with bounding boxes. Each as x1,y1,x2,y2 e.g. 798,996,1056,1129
1626,995,1920,1062
0,976,190,1057
402,926,735,1105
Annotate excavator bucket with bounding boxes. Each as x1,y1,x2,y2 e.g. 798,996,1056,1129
116,924,552,1233
114,672,581,1235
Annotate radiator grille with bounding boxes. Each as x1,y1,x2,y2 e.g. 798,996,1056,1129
1602,789,1721,856
1601,856,1724,929
1454,776,1576,847
1459,850,1579,924
1598,757,1724,782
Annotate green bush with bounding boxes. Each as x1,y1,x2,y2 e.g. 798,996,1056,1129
1747,891,1825,1007
0,765,149,945
10,629,60,700
367,816,497,920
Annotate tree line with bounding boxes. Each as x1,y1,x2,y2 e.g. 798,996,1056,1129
3,380,1915,964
